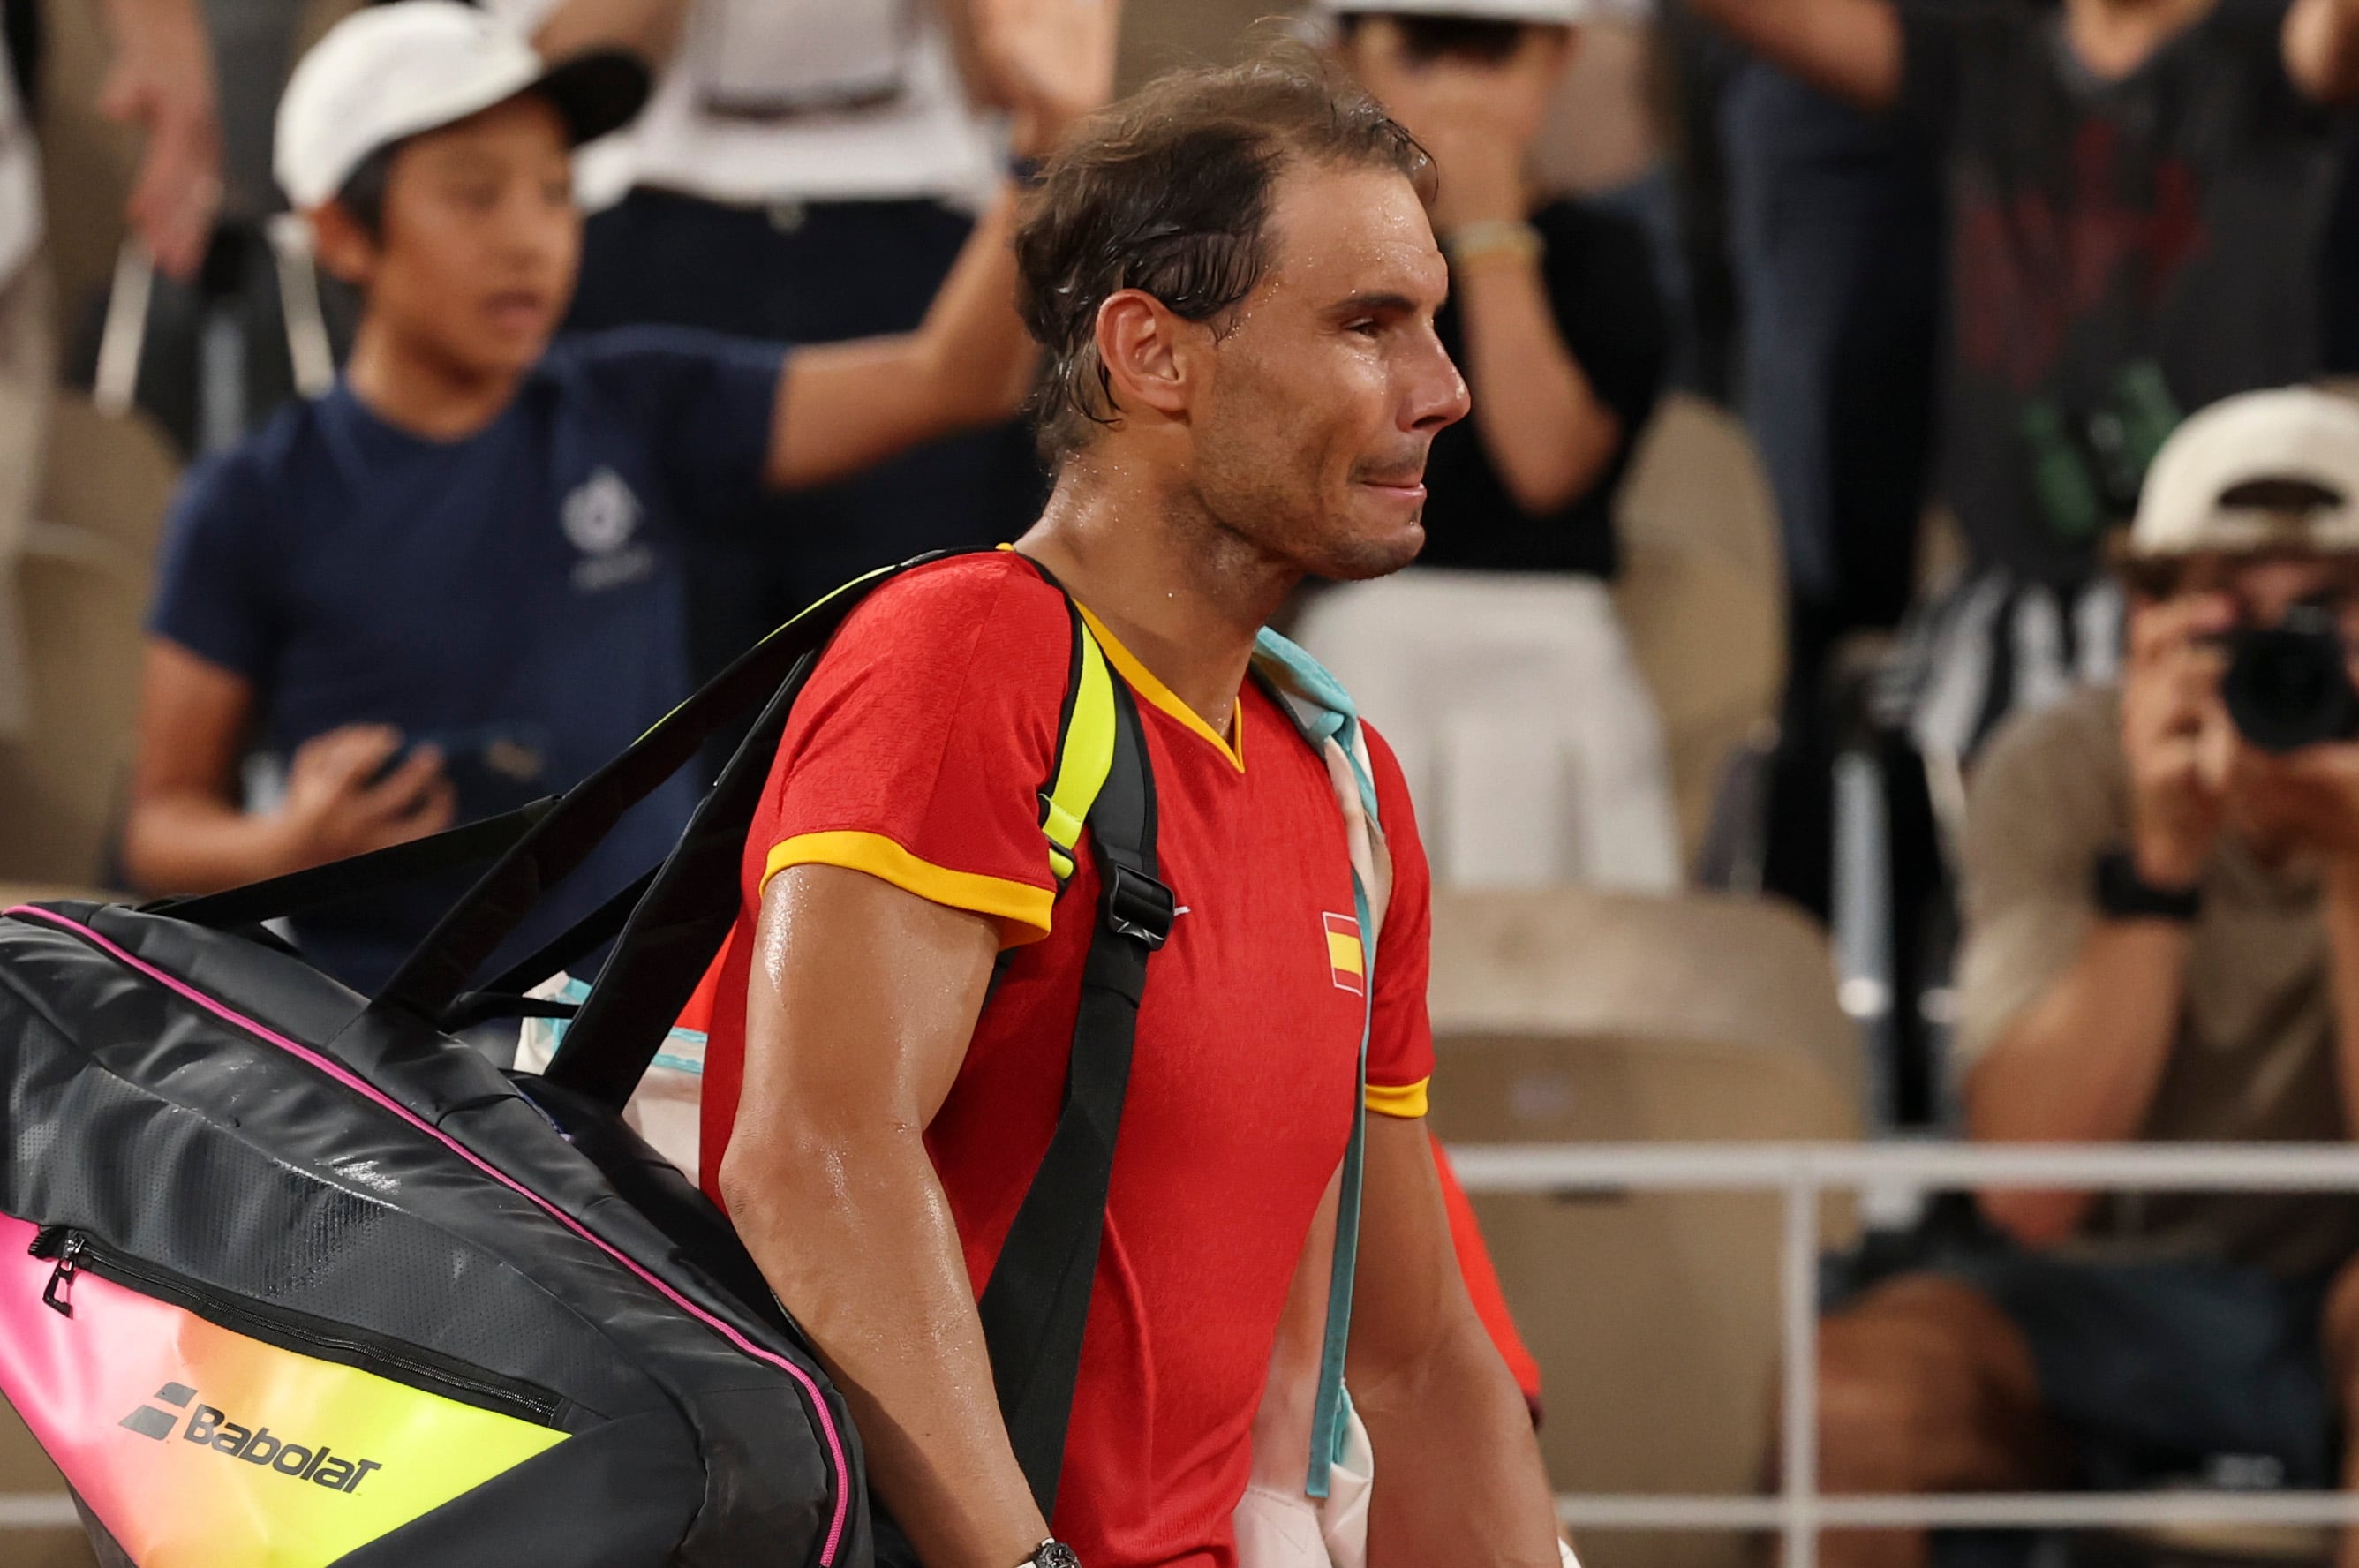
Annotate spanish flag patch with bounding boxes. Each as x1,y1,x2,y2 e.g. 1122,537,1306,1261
1324,912,1365,996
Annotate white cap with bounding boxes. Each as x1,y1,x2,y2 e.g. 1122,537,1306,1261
2129,388,2359,557
275,1,650,212
1313,0,1586,21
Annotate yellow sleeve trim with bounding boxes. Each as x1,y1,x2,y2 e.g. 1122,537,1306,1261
763,831,1054,946
1365,1077,1429,1119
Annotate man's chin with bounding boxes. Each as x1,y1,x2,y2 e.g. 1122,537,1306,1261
1315,518,1426,583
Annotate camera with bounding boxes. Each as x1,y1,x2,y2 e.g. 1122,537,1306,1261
2221,604,2359,751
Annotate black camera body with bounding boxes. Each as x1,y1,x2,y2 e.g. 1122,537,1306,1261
2221,604,2359,752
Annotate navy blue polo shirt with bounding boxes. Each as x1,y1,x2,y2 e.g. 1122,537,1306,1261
149,327,788,994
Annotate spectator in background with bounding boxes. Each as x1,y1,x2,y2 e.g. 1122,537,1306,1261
0,0,219,736
1690,0,2359,765
1722,62,1942,922
487,0,1051,689
1813,389,2359,1568
1293,0,1678,890
120,0,1112,993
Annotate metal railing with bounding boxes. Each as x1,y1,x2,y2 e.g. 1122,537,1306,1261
0,1494,76,1531
1446,1142,2359,1568
12,1142,2359,1553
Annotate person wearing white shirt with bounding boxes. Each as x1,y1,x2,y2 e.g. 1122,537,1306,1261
490,0,1050,686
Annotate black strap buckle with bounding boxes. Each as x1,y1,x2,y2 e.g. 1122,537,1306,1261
1102,863,1175,950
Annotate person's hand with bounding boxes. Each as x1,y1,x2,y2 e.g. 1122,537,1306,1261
973,0,1121,161
97,6,223,281
275,725,456,870
2122,593,2237,888
1346,19,1564,232
2229,741,2359,864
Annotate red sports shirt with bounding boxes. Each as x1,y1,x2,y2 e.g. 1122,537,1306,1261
700,553,1435,1568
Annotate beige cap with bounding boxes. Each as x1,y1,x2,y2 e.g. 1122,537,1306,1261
2128,387,2359,557
1313,0,1586,21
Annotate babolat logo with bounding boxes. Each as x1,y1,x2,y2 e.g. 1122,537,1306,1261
118,1383,384,1493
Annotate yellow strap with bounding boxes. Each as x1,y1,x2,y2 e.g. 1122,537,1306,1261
1041,625,1116,883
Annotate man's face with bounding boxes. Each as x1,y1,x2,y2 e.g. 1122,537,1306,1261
331,95,580,380
1182,161,1469,581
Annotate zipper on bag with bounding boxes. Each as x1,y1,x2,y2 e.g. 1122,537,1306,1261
26,1224,568,1428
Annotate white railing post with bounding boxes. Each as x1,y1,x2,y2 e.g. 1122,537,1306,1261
1782,1163,1820,1568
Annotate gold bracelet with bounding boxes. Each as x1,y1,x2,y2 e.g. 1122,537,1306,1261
1443,219,1544,268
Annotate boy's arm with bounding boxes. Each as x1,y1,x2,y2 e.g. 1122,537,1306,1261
766,187,1036,491
764,0,1119,492
719,864,1051,1568
1349,1113,1562,1565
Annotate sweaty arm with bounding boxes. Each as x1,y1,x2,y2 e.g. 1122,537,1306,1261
1348,1114,1560,1566
765,186,1036,492
2285,0,2359,105
719,864,1049,1568
1684,0,1903,113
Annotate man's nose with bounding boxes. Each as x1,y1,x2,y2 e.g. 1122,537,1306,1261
1405,335,1471,434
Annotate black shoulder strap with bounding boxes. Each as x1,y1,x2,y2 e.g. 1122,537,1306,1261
975,645,1173,1523
376,557,929,1028
150,800,556,931
539,644,825,1106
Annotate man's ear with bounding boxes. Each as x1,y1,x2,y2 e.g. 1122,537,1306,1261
308,202,379,290
1094,289,1204,428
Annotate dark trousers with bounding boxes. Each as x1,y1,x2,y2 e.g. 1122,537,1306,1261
566,187,1049,685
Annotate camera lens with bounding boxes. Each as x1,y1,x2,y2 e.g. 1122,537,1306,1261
2221,607,2359,752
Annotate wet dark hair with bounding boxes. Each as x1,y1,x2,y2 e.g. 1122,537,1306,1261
1334,11,1533,64
1014,41,1433,464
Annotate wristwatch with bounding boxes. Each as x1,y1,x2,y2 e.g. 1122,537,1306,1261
2092,848,2203,923
1020,1542,1082,1568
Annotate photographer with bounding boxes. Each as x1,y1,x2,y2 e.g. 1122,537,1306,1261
1809,387,2359,1568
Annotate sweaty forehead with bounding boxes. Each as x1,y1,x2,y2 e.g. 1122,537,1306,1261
1259,162,1447,309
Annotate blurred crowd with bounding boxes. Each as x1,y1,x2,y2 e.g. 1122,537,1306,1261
19,0,2359,1559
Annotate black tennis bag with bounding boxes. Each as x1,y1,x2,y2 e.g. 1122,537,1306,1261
0,565,925,1567
0,552,1172,1568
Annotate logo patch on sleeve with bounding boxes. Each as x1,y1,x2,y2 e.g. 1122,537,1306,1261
1323,912,1364,996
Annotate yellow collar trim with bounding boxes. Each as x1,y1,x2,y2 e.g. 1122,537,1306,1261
1074,602,1246,773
